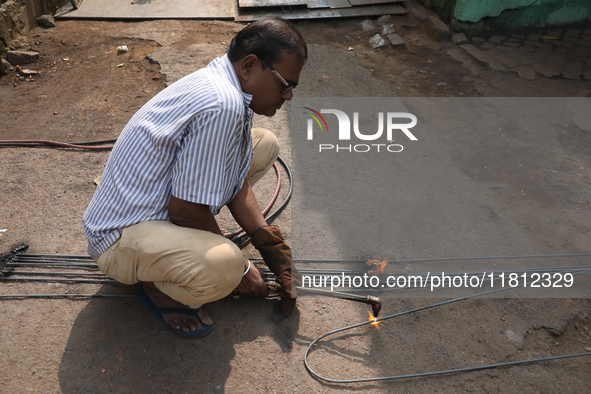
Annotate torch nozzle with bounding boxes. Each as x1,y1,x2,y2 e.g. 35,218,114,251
266,283,383,317
367,296,382,317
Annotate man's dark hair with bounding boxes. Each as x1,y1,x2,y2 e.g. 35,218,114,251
228,16,307,67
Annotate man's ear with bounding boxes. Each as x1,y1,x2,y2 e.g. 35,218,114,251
238,54,259,82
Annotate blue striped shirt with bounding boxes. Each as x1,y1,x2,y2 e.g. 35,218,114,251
83,55,254,259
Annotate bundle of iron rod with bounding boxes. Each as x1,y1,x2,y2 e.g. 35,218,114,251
2,253,591,295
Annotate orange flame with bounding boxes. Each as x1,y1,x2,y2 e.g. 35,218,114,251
366,259,388,276
368,311,380,330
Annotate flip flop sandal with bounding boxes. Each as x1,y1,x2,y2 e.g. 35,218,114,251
138,289,214,338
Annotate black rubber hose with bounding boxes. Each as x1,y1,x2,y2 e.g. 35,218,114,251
0,139,117,149
232,155,293,250
304,285,591,383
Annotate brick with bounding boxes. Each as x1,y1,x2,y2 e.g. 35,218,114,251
386,33,405,46
507,38,521,43
361,19,378,33
566,50,588,63
545,53,566,66
531,63,561,78
460,44,507,71
525,51,549,63
1,59,12,71
518,45,535,53
446,48,480,75
567,37,591,48
523,40,553,50
561,72,582,80
527,34,541,41
551,40,575,48
5,50,39,65
460,44,490,64
489,35,505,44
422,16,450,41
512,65,536,80
481,42,496,49
503,42,521,48
369,34,387,49
512,34,525,39
584,68,591,80
527,51,550,63
572,45,590,54
565,29,580,38
494,45,514,53
563,61,584,72
382,24,395,35
377,15,392,25
548,30,563,36
451,32,468,45
495,54,520,68
512,52,535,65
564,37,586,46
561,61,584,79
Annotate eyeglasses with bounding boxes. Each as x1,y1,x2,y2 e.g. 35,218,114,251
263,61,297,94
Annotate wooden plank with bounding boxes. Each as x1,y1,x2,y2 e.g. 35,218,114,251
239,0,307,7
56,0,235,19
348,0,403,5
306,0,330,9
236,4,408,21
326,0,352,8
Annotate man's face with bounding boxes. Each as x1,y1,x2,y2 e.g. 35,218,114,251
247,52,303,117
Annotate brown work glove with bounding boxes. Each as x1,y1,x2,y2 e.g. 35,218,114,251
250,225,302,316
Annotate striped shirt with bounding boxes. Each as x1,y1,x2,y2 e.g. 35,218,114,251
83,55,254,259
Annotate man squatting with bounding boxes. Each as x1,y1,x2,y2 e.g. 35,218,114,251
83,17,305,338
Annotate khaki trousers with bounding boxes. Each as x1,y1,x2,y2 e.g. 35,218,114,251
96,128,279,308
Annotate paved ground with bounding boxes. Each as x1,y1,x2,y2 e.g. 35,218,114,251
449,26,591,82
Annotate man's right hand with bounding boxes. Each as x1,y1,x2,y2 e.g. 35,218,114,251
235,258,269,298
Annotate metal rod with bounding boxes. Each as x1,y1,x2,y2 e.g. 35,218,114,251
0,277,118,283
7,262,98,268
0,294,136,299
286,254,591,264
266,282,382,317
297,287,382,317
5,271,108,277
15,254,93,259
12,253,591,266
13,257,96,263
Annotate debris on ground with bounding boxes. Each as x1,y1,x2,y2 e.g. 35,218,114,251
37,15,56,28
369,33,387,49
361,19,378,33
382,24,396,35
452,32,468,45
386,33,405,46
6,50,39,65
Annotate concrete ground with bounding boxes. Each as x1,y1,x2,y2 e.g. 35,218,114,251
1,2,591,393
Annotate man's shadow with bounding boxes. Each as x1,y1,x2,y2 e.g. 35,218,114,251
58,284,300,393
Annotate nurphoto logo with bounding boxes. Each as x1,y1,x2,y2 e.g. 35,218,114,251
303,107,418,153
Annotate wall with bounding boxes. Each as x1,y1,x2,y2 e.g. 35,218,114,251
0,0,67,47
450,0,591,32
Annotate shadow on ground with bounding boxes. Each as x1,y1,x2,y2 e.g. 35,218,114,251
58,285,300,393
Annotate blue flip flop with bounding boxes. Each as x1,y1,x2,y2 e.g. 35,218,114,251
137,289,214,338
